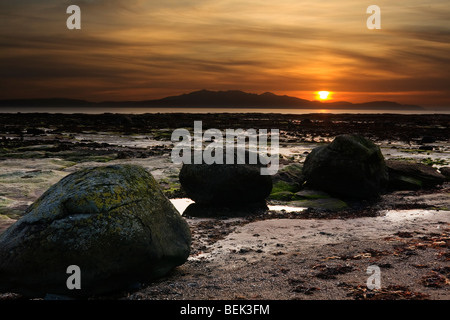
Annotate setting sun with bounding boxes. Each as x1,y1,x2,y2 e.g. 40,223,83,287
318,91,330,100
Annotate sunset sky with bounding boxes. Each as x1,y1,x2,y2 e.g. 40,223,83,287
0,0,449,106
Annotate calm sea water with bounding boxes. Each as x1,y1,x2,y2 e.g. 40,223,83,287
0,107,449,115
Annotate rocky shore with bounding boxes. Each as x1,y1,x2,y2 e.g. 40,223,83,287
0,112,448,300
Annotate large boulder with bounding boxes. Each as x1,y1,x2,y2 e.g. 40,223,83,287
386,160,446,190
303,134,388,199
0,165,191,297
179,149,273,206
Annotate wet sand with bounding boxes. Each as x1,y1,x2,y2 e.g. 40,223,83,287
128,206,448,300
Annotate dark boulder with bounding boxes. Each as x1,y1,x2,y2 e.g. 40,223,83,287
0,164,191,297
302,134,388,199
439,167,450,181
420,136,436,144
179,149,273,206
386,160,446,190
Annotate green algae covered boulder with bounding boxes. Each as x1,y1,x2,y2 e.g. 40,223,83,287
0,165,191,297
269,163,305,201
386,160,446,190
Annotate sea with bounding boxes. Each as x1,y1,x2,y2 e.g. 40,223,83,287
0,107,449,115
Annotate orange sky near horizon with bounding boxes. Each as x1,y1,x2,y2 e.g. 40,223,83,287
0,0,449,107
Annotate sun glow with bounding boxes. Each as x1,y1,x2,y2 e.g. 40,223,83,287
317,91,330,100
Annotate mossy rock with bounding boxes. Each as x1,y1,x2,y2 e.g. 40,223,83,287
0,196,14,207
269,191,296,201
0,164,191,297
386,160,446,190
269,187,329,201
271,163,304,193
295,189,331,200
440,167,450,181
279,163,303,177
271,181,299,194
389,175,423,190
